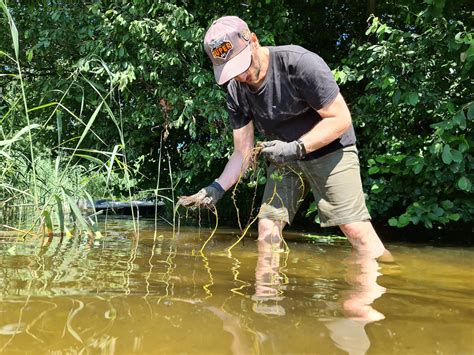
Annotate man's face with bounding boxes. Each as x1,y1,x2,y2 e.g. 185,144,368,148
233,45,262,86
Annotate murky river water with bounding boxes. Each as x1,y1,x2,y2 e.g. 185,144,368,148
0,220,473,354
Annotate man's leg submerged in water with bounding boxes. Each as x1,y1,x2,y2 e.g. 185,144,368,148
339,220,393,261
257,218,285,250
257,217,393,261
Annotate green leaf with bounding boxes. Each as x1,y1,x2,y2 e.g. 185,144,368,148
457,176,471,191
371,183,384,194
392,90,401,105
0,124,41,147
440,200,454,209
73,154,104,165
55,195,65,236
406,92,419,106
388,218,398,227
413,162,423,174
467,102,474,120
26,48,33,62
27,102,59,112
453,111,466,129
430,142,443,154
64,193,89,232
75,101,103,149
270,171,283,182
107,145,121,185
306,201,318,216
2,4,19,59
368,166,380,174
56,110,62,145
405,156,418,166
398,214,410,227
433,207,444,217
42,210,54,235
442,144,452,164
0,49,14,61
448,213,461,221
451,149,462,163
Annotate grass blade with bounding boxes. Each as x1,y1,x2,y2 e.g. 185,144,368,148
27,102,59,113
107,145,121,184
0,2,19,58
73,153,104,166
54,195,65,238
64,193,88,234
0,124,40,148
42,210,53,237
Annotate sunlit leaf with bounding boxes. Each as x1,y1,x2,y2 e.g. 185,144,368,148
388,217,398,227
27,102,58,112
442,144,452,164
368,166,380,174
457,176,471,191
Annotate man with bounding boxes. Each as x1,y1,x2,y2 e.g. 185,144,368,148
181,16,392,260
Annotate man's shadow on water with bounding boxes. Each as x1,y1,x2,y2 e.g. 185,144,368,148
251,237,391,355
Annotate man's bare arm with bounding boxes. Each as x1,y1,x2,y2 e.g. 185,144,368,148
300,93,352,154
216,120,255,191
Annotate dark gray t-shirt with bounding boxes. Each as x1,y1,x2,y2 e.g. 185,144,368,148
226,45,356,159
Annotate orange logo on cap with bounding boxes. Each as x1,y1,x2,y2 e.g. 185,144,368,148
211,40,233,59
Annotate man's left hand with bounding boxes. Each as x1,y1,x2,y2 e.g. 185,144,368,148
260,140,306,164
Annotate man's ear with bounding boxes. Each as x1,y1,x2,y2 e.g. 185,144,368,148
251,33,259,47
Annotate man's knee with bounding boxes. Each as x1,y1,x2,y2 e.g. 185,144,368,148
339,220,387,258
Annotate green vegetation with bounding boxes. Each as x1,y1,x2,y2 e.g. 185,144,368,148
0,0,472,235
335,4,473,228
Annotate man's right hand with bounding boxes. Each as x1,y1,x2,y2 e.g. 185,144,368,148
177,181,225,208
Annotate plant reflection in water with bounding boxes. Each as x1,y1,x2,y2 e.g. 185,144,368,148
4,225,471,354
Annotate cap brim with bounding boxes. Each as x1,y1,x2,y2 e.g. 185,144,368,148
213,44,251,85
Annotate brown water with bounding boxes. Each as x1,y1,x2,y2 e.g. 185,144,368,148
0,220,473,354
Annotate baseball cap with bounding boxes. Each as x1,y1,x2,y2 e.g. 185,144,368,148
204,16,252,85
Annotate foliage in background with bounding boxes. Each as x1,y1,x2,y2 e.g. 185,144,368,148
1,0,472,232
334,0,473,228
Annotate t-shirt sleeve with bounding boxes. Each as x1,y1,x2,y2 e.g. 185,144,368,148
226,82,251,130
291,52,339,110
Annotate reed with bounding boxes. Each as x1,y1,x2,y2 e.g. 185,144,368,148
0,2,175,239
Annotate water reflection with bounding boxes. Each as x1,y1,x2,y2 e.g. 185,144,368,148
250,236,387,354
2,227,472,354
323,252,386,355
252,239,287,316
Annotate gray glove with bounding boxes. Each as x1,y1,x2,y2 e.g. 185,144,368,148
178,181,225,208
260,139,306,164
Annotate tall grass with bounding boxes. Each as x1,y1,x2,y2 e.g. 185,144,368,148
0,1,175,239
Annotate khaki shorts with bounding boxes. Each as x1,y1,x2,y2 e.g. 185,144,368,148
258,146,371,227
